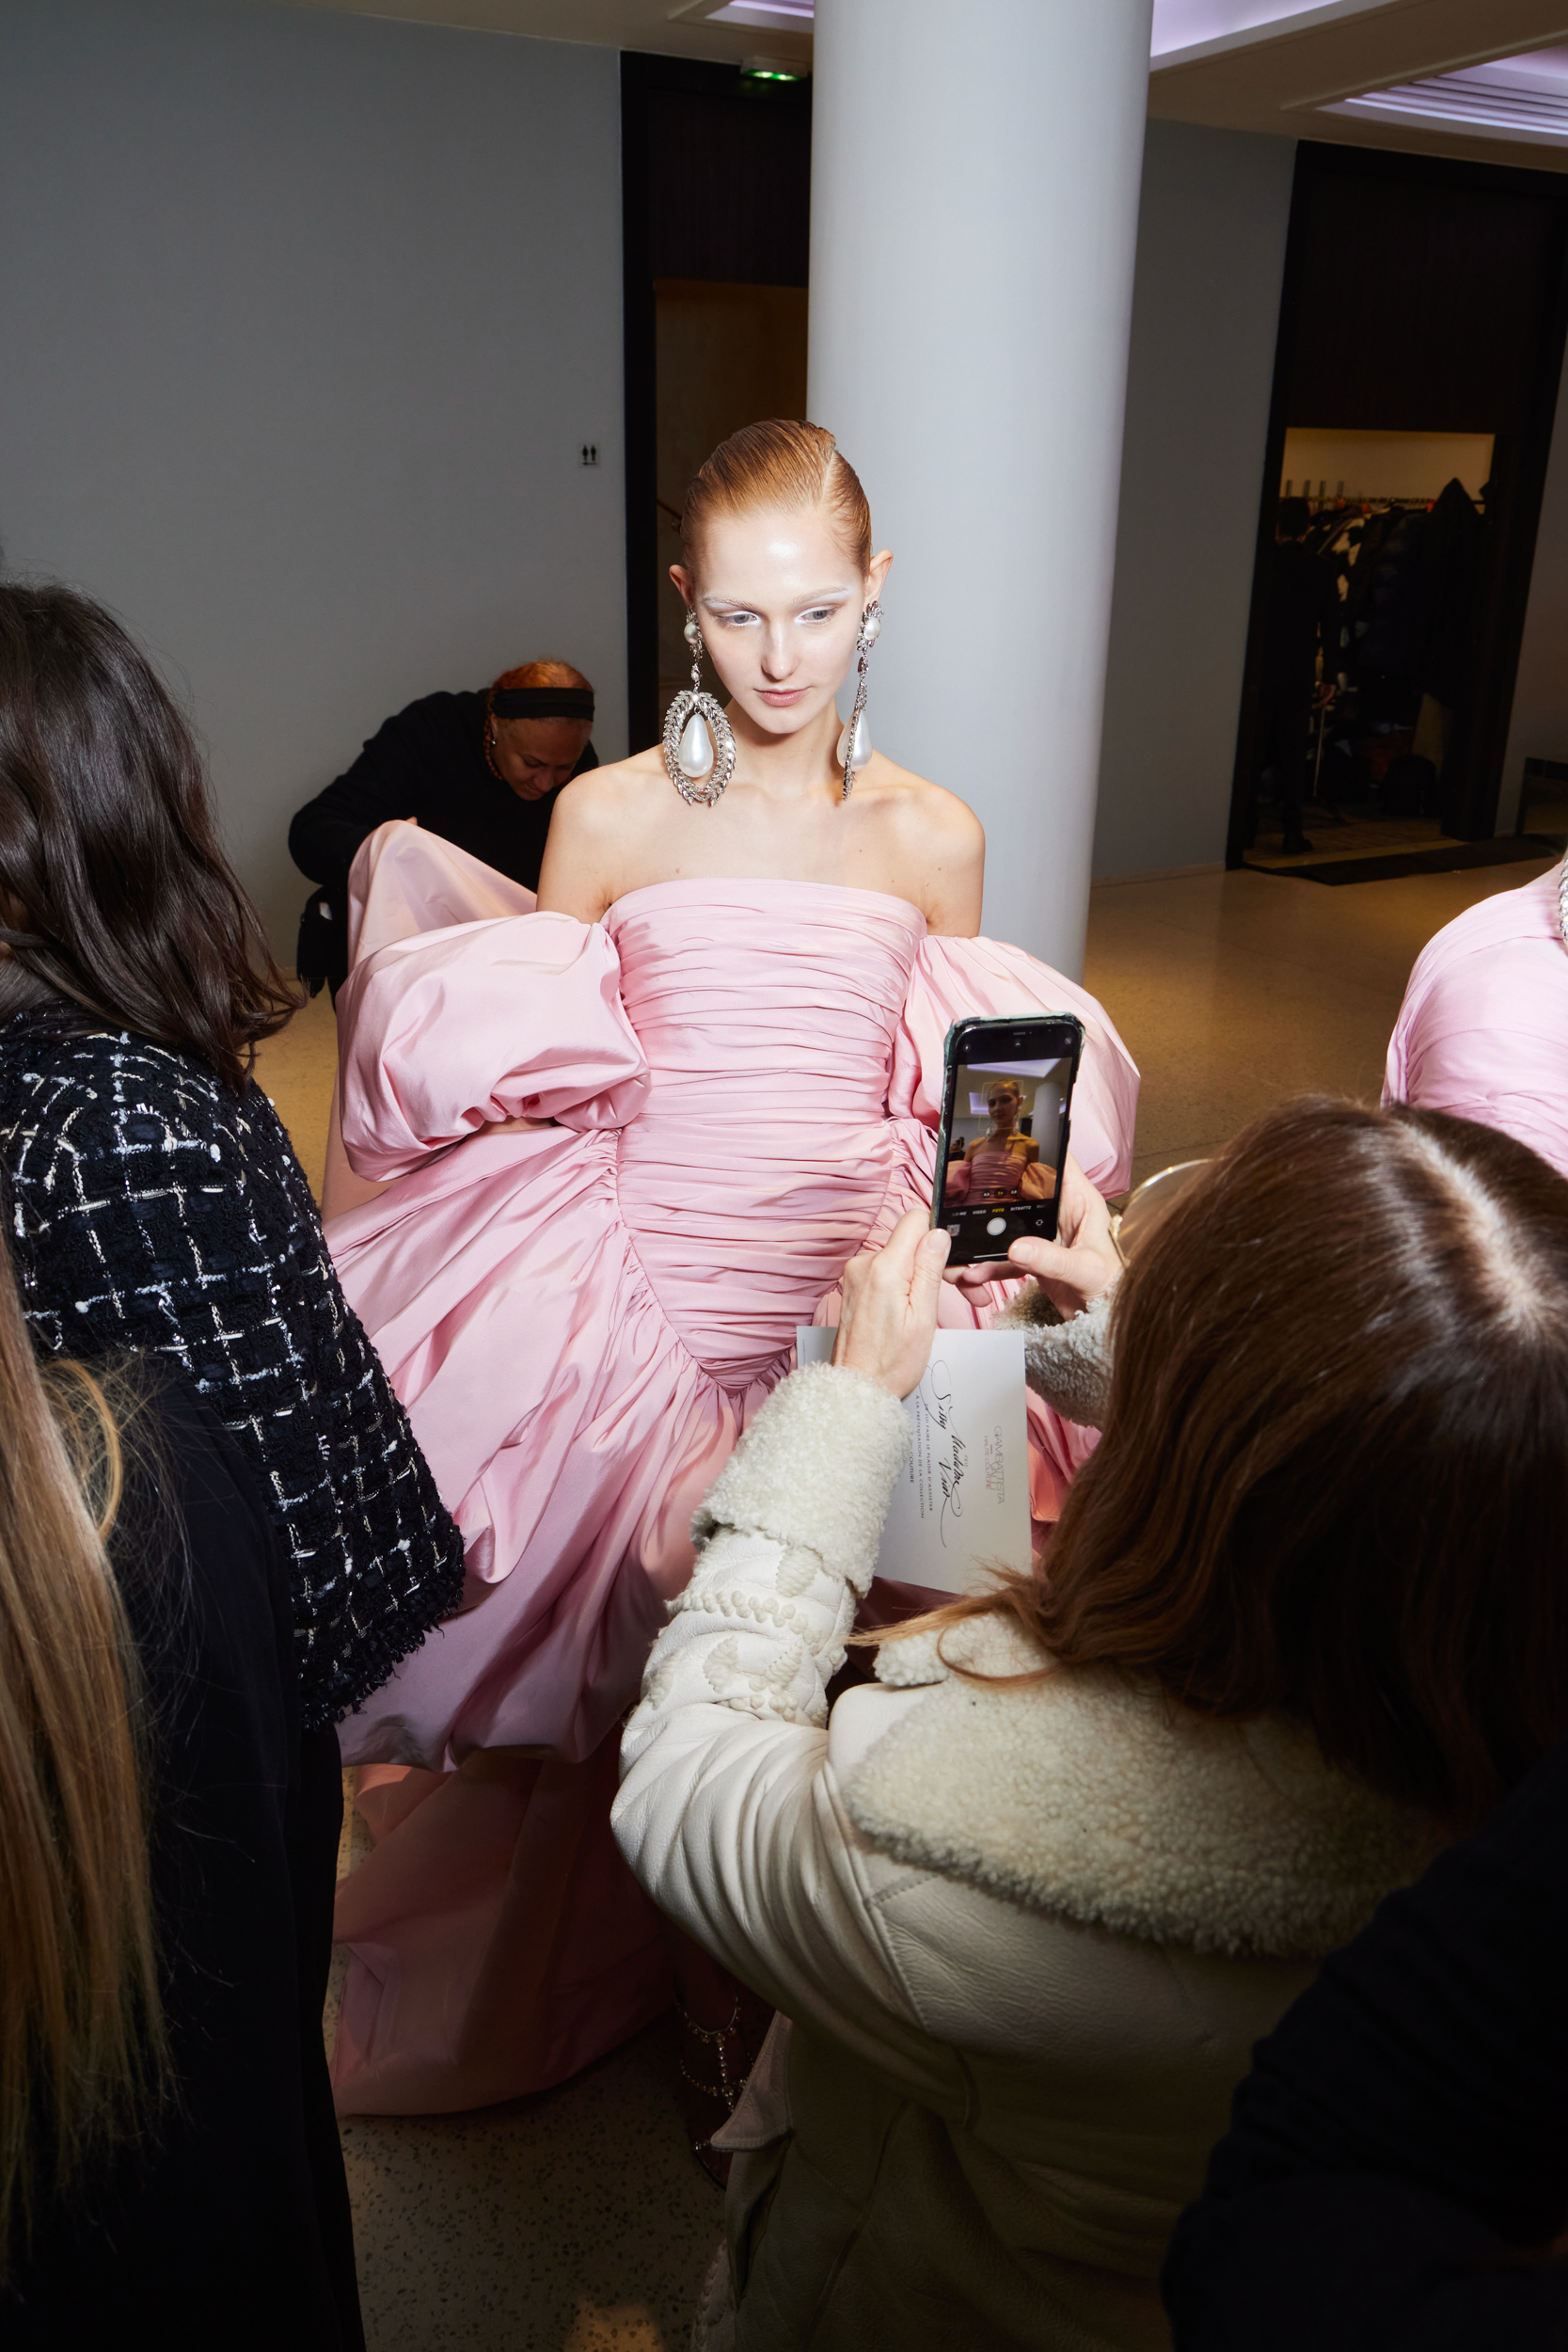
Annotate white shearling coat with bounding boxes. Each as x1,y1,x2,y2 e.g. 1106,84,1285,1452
613,1364,1446,2352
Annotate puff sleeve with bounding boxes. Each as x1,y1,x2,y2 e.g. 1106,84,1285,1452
891,936,1139,1196
336,914,650,1182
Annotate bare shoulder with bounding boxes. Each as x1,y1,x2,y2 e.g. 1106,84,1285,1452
862,756,985,933
871,757,985,856
551,747,668,836
539,748,671,916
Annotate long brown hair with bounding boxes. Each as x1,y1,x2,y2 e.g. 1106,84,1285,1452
0,583,297,1089
0,1223,164,2272
925,1099,1568,1828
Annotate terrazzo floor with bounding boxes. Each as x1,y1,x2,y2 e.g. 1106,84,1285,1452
320,1737,720,2351
337,2016,717,2352
261,848,1558,2349
1080,852,1559,1185
1242,808,1461,870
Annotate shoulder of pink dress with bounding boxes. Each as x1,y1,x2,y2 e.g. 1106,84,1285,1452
913,929,1075,975
1405,864,1566,995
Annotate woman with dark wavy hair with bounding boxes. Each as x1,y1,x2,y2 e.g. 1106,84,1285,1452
0,582,467,2325
0,580,464,1697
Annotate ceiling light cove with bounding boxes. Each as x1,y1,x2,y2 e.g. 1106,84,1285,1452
1327,43,1568,147
670,0,814,25
1150,0,1364,61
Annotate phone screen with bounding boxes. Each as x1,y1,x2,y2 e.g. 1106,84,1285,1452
931,1018,1083,1266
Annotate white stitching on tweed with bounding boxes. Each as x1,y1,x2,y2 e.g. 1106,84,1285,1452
0,1023,463,1724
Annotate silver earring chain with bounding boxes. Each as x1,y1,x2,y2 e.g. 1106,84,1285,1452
840,600,881,803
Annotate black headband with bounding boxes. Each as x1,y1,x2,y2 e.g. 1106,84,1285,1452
489,686,594,721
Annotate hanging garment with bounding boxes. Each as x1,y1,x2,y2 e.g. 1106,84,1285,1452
1418,478,1487,711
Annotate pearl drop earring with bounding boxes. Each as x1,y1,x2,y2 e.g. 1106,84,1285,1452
662,614,736,806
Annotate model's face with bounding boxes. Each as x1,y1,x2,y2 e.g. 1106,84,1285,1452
989,1088,1020,1128
490,716,591,801
671,508,892,742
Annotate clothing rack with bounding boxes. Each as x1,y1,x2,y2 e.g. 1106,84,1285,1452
1285,485,1483,514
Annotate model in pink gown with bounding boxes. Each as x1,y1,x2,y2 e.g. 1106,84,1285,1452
326,822,1139,2115
1385,857,1568,1178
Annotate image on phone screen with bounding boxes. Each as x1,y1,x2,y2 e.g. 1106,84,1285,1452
933,1021,1081,1265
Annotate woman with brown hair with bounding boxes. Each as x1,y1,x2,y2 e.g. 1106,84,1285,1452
0,1228,359,2344
613,1099,1568,2351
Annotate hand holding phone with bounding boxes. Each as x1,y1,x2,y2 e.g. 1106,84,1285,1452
930,1014,1085,1268
948,1150,1121,1308
833,1208,951,1399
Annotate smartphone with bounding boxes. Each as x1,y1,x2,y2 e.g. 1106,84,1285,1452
930,1014,1085,1266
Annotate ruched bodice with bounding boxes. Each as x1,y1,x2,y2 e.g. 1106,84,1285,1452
609,879,920,1118
608,881,924,1384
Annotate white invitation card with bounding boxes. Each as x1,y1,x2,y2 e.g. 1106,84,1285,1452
795,1326,1031,1596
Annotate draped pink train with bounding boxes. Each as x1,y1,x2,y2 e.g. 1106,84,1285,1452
326,822,1139,2115
1385,859,1568,1178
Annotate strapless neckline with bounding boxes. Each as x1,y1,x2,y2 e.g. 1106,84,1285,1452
603,874,927,930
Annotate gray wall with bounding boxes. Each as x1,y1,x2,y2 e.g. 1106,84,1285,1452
1497,352,1568,834
0,0,626,951
1093,120,1297,879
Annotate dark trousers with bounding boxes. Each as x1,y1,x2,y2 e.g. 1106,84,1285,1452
1252,695,1312,843
296,1724,364,2352
3,1731,364,2352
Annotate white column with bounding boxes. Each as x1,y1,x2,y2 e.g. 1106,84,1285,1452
809,0,1152,973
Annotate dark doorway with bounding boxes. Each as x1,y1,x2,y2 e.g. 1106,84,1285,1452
1228,142,1568,873
621,53,812,756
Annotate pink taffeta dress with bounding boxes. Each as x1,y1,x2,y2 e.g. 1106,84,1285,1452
1385,859,1568,1178
326,822,1139,2116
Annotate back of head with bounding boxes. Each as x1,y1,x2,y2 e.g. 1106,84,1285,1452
0,584,296,1089
1035,1100,1568,1825
680,419,873,574
1276,496,1312,538
0,1216,160,2270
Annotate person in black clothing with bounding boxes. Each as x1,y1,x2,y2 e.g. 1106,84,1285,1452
290,658,598,996
1163,1733,1568,2350
1,1019,461,1722
0,584,466,1725
1249,497,1341,856
0,581,469,2336
3,1353,363,2349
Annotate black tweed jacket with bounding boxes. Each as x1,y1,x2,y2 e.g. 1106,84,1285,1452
0,1011,466,1726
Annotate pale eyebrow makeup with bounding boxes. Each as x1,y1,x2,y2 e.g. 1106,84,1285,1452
699,585,856,615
